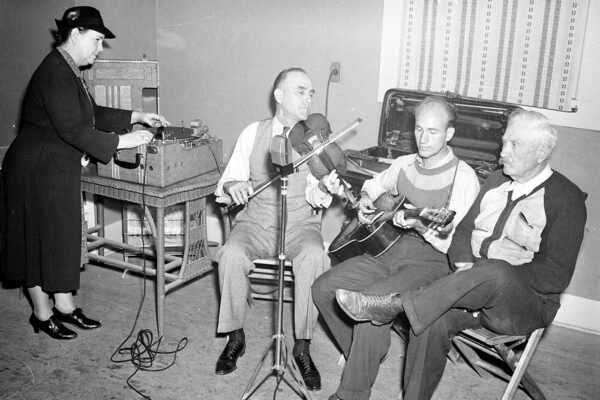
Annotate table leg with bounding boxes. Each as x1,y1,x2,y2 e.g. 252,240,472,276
96,195,105,256
155,206,165,338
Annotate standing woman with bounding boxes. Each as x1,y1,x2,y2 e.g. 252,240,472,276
0,6,169,340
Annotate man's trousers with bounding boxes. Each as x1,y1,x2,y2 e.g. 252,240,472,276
312,235,449,400
401,262,556,400
216,221,330,339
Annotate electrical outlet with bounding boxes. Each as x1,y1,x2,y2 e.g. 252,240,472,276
330,62,341,82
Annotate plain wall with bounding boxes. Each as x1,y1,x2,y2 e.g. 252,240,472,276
1,0,598,304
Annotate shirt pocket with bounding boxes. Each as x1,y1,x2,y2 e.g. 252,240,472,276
503,212,542,253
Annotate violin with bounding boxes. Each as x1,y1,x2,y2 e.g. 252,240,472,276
288,113,357,205
224,115,362,213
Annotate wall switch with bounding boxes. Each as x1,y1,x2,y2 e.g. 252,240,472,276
330,62,341,82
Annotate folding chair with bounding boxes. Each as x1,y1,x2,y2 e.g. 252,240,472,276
451,326,546,400
449,193,586,400
220,206,294,303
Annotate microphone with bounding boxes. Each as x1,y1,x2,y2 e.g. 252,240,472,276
270,133,294,176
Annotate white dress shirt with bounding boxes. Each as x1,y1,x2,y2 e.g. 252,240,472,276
215,117,333,207
505,164,553,199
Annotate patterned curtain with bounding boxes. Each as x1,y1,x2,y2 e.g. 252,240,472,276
393,0,588,111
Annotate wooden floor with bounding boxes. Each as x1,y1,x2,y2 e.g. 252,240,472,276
1,263,599,400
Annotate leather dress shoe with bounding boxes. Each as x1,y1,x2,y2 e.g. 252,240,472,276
53,307,101,329
336,289,403,325
215,338,245,375
29,314,77,340
294,352,321,391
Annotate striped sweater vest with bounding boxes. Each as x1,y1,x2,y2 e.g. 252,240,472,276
396,156,459,208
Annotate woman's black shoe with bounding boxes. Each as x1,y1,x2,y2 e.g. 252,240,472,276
29,314,78,340
53,307,102,329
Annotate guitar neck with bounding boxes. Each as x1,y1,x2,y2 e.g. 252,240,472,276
403,208,424,220
374,206,455,228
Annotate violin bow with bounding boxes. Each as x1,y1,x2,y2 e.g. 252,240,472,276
225,118,363,212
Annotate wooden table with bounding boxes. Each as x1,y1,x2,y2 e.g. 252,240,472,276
82,167,219,337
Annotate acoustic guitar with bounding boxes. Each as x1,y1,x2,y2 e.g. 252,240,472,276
329,194,455,262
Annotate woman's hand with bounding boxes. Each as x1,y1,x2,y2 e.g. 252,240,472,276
117,130,154,149
131,111,171,128
81,153,90,167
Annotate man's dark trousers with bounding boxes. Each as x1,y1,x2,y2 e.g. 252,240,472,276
312,235,449,400
401,262,554,400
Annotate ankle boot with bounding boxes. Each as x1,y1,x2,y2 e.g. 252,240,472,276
336,289,403,325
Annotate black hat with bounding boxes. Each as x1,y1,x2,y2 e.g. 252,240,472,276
55,6,115,39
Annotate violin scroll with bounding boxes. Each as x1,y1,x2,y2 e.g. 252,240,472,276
288,113,348,179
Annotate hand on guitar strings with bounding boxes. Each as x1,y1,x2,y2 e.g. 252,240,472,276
357,193,377,225
224,180,254,205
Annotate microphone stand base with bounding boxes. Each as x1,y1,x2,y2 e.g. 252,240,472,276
240,334,312,400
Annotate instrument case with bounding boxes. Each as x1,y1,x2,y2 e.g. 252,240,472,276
97,127,222,187
343,89,521,188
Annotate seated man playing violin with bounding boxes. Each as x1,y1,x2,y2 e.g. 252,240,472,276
213,67,342,390
312,95,480,400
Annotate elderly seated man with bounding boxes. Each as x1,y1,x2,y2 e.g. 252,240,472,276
336,109,587,400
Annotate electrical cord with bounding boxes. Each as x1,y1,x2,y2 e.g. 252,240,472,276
199,137,223,264
203,138,223,177
110,143,188,400
325,69,336,119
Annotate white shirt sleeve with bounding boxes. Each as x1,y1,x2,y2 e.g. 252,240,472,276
215,121,260,204
425,161,480,253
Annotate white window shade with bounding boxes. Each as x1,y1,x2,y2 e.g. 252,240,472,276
379,0,589,112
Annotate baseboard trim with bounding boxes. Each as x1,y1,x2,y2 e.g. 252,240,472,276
552,293,600,335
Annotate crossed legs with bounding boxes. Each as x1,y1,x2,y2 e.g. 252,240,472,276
312,236,448,400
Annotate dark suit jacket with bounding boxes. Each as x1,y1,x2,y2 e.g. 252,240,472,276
1,49,131,291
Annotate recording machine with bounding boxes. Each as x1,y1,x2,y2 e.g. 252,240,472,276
96,126,223,187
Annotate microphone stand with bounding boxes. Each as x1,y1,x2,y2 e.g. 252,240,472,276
240,155,311,400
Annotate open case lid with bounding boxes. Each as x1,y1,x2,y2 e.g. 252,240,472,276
375,89,521,180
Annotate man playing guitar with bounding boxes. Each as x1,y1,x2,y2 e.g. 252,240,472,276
312,96,480,400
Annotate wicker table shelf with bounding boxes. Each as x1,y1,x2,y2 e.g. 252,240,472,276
82,167,219,337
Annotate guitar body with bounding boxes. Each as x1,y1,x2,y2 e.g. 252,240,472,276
329,193,456,263
329,194,406,262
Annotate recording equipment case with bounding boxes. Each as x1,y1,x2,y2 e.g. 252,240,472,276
343,89,521,189
96,127,222,187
